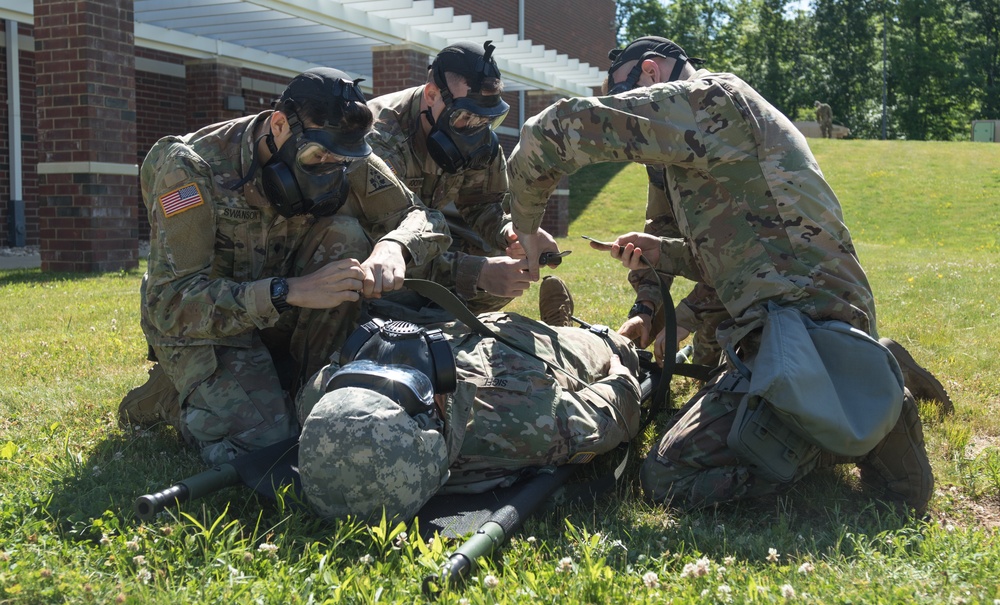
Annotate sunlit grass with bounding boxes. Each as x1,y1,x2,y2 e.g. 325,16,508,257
2,139,1000,603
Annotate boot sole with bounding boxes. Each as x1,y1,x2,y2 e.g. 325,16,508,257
880,338,954,415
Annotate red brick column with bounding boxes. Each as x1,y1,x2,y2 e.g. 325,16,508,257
371,44,430,97
526,90,570,237
186,59,244,131
34,0,138,272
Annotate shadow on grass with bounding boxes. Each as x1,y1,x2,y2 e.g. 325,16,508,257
0,267,144,288
568,163,629,222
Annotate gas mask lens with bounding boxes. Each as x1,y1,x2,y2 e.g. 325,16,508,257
445,97,509,134
296,140,353,175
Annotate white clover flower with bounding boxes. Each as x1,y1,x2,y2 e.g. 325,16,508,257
680,562,697,578
257,542,278,557
527,536,537,545
642,571,660,588
132,555,146,566
137,568,153,584
359,554,374,565
91,465,102,477
797,561,814,574
556,556,574,573
781,584,796,599
483,574,499,589
459,599,470,605
695,557,711,576
758,586,769,594
99,534,111,546
716,565,727,576
718,584,732,599
125,538,140,552
723,555,735,566
767,547,780,563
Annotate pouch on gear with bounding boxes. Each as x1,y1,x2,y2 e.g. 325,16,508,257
727,394,820,483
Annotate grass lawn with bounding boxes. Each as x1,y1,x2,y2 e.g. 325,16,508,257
1,138,999,603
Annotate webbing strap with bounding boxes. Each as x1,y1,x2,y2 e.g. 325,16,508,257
401,278,627,420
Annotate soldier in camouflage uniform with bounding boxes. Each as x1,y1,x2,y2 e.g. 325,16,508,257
295,313,641,521
815,100,834,138
124,68,450,466
505,37,934,515
366,41,558,314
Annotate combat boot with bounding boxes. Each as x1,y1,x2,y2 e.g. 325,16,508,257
118,363,181,430
857,389,934,516
539,275,574,327
880,337,954,414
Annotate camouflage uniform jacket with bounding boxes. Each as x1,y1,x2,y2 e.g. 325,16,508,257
367,86,512,297
298,312,641,494
139,112,450,349
508,71,877,347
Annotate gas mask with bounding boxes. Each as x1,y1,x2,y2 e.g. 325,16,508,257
606,37,701,95
261,109,365,218
425,41,510,173
329,318,457,431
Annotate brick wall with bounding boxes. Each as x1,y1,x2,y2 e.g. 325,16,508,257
35,0,138,272
0,21,39,249
372,45,432,97
438,0,616,70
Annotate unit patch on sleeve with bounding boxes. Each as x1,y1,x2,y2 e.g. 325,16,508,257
159,183,205,217
366,163,396,195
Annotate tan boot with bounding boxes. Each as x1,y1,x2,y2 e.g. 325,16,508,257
539,275,574,327
118,364,181,430
857,389,934,516
880,338,953,414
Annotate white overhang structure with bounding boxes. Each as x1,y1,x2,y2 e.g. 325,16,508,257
1,0,605,96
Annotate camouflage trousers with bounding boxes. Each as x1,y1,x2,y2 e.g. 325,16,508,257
640,366,821,508
820,119,833,138
157,216,372,465
441,317,642,493
673,282,729,367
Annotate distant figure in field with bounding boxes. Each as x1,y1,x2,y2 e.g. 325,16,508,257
814,100,833,138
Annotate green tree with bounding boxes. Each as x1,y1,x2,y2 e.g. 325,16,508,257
811,0,883,138
891,0,970,139
616,0,673,46
956,0,1000,120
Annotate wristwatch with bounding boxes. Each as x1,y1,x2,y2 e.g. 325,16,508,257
269,277,292,313
628,301,654,319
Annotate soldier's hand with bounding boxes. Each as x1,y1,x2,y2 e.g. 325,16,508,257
617,315,653,349
287,258,364,309
610,232,661,270
654,326,692,367
361,240,408,298
514,226,559,281
477,256,531,298
607,354,630,377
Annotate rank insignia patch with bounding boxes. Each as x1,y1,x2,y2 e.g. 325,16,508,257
159,183,205,217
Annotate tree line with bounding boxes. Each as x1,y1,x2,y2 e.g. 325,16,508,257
616,0,1000,140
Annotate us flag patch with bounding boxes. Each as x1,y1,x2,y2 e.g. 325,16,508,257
159,183,205,217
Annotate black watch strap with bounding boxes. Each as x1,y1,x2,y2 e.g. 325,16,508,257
628,301,654,319
270,277,292,313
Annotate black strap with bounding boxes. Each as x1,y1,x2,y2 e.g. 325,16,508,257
402,278,628,420
639,253,677,429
